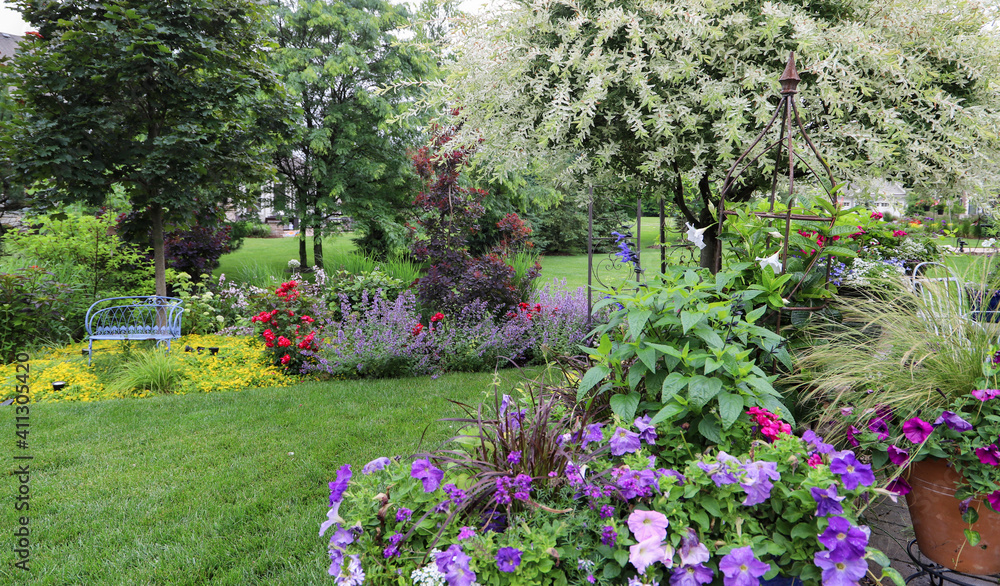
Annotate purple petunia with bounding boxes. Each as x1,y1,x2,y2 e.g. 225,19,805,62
329,465,352,505
436,544,477,586
582,423,604,447
362,456,390,475
934,411,973,432
902,417,934,443
811,484,845,517
670,563,714,586
846,425,860,448
829,452,875,490
886,477,911,496
886,445,909,466
496,547,522,573
814,550,868,586
395,508,412,523
610,426,642,456
634,415,658,444
817,516,869,562
802,430,836,454
739,460,780,506
411,458,444,493
718,546,770,586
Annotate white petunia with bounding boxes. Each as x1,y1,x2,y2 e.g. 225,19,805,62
685,223,708,250
756,252,783,274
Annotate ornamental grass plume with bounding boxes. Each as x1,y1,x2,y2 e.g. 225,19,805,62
792,273,1000,419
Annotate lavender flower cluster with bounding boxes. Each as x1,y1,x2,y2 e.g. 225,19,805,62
300,283,592,378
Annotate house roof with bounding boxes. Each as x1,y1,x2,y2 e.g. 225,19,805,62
0,32,23,62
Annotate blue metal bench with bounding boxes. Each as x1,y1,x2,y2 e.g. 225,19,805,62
85,296,184,365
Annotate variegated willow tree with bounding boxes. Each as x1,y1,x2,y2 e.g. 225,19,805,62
411,0,1000,268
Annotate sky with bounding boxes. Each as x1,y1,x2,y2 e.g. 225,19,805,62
1,2,28,35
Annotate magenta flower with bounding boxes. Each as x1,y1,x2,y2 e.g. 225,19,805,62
496,547,522,572
846,425,860,447
811,484,845,517
934,411,973,432
867,418,889,440
411,458,444,492
630,535,668,574
902,417,934,443
829,452,875,490
886,445,909,466
457,526,475,540
975,444,1000,466
670,563,714,586
886,477,911,496
718,546,770,586
610,426,642,456
817,516,869,561
987,490,1000,512
628,509,670,542
972,389,1000,401
814,551,868,586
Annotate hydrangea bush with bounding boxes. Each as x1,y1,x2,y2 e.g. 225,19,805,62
319,402,901,586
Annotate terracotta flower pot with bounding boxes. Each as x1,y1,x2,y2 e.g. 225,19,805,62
905,458,1000,574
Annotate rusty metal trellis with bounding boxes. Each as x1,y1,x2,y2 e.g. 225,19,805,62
713,52,841,330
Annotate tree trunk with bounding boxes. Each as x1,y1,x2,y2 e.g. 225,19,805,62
699,207,719,272
313,220,323,270
150,202,167,296
298,220,308,268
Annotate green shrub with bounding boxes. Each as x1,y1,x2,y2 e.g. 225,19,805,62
579,266,791,447
5,211,155,297
0,267,82,362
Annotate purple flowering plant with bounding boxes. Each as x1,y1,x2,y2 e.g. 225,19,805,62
838,346,1000,519
319,392,900,586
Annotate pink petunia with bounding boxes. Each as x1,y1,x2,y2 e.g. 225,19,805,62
628,509,669,542
972,389,1000,402
902,418,934,443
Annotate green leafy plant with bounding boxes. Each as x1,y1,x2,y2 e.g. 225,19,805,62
0,266,80,362
579,267,791,446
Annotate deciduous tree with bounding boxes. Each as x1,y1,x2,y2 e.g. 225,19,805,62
4,0,291,293
269,0,435,264
424,0,1000,268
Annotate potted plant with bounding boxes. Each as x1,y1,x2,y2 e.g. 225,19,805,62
793,284,1000,574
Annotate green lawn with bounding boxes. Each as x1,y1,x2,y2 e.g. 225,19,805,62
0,371,524,585
219,217,688,292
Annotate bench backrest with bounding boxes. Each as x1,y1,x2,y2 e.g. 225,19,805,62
85,296,184,337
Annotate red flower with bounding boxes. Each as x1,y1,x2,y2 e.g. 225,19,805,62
277,336,292,348
430,312,445,323
262,329,276,342
280,354,291,365
265,341,274,348
412,323,424,336
301,315,315,323
893,230,908,237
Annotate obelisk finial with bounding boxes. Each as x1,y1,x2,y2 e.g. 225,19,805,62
779,52,800,95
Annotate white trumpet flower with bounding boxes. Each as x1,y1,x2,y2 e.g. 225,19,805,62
685,223,708,250
756,252,783,274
